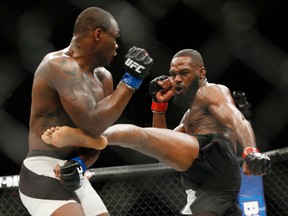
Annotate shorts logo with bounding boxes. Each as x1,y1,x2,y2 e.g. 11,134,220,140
243,201,259,216
77,166,83,174
125,58,145,73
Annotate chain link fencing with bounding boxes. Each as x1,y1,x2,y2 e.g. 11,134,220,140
0,147,287,216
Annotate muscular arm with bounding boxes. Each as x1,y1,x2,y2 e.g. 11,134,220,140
47,58,134,138
152,110,187,132
203,85,271,176
204,85,256,149
152,113,167,128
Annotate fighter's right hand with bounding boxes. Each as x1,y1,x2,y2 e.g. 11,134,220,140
148,75,174,102
148,75,174,113
121,46,153,90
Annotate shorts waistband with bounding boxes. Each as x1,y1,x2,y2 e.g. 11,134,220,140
189,133,230,143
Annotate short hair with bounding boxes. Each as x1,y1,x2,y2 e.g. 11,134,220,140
172,49,204,67
73,7,115,35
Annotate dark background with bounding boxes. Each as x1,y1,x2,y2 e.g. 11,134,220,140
1,0,287,176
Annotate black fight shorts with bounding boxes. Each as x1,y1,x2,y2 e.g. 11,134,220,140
181,133,241,216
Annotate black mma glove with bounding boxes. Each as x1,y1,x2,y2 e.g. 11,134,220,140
242,147,271,175
148,75,170,101
121,46,153,90
60,157,87,191
148,75,170,113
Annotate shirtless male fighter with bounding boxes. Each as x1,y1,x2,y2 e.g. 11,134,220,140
42,49,270,216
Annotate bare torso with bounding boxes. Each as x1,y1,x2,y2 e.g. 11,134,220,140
181,82,237,150
29,48,112,156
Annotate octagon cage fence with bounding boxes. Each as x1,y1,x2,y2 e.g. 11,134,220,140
0,147,287,216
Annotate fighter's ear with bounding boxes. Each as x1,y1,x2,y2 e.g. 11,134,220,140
199,67,206,79
93,28,103,42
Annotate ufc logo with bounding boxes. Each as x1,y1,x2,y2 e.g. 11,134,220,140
125,58,145,73
243,201,259,216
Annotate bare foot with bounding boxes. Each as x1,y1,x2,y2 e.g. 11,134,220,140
41,126,107,150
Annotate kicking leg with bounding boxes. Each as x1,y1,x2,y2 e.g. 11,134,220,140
41,126,107,150
104,124,199,171
42,124,200,171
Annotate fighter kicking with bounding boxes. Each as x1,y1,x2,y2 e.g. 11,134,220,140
42,49,271,215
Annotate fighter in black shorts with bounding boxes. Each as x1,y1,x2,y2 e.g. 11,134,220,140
181,134,241,215
42,49,270,215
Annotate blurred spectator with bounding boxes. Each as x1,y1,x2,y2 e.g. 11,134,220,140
233,90,252,122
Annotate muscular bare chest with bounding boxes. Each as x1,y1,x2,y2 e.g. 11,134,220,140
183,105,207,133
183,103,223,134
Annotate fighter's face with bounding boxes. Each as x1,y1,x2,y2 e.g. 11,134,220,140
169,56,201,106
95,19,119,67
102,28,119,66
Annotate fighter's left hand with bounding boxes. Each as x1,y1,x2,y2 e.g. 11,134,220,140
242,147,271,176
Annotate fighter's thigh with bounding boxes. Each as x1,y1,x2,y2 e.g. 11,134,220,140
19,191,81,216
52,203,85,216
143,128,200,171
106,125,199,171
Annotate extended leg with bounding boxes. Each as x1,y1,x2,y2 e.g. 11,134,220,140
42,124,200,171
